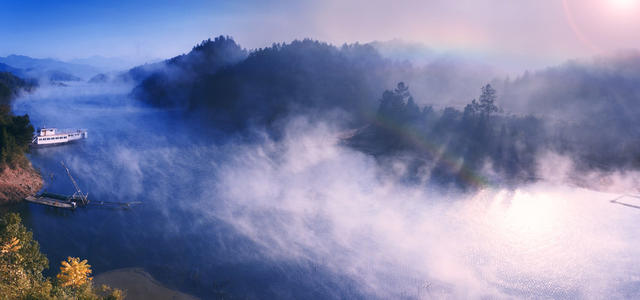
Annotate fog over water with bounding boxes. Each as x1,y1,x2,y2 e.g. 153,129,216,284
9,83,640,299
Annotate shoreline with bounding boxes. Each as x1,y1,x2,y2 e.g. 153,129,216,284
0,160,42,205
93,268,199,300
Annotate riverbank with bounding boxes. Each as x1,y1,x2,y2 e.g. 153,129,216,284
0,161,42,204
94,268,199,300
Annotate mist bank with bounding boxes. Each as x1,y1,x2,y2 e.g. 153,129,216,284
126,36,640,190
348,79,640,190
0,54,105,84
201,118,640,298
129,36,498,130
11,77,640,299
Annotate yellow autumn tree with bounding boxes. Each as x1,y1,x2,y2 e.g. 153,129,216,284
1,213,123,299
1,237,21,254
57,256,93,287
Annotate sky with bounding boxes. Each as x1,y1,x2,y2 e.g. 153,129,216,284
1,0,640,71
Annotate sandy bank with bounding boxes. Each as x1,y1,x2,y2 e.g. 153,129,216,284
93,268,199,300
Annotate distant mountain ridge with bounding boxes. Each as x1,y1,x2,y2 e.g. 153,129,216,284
0,54,100,81
0,62,24,77
69,55,159,72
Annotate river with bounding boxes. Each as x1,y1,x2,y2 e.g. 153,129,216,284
8,83,640,299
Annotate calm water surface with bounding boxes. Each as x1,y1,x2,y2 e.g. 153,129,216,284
8,83,640,299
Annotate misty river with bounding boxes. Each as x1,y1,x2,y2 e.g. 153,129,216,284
7,83,640,299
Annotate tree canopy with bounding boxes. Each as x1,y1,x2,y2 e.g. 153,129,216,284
131,37,405,130
1,212,124,299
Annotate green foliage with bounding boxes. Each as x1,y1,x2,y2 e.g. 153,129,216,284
0,107,35,168
0,71,36,169
1,212,51,299
0,212,125,299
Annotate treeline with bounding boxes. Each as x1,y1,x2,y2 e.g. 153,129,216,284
1,212,124,299
350,79,640,188
129,36,640,187
498,54,640,172
0,71,36,106
348,83,544,188
0,72,36,168
131,35,406,130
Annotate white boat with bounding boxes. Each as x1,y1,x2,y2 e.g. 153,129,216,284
31,127,88,147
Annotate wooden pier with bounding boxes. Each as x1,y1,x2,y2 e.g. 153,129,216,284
24,195,77,209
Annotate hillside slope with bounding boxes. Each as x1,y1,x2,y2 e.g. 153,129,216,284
0,71,41,204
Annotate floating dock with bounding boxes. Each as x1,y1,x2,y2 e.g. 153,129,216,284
24,195,77,209
23,161,141,210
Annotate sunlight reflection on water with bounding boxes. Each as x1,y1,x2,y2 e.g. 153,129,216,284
455,186,640,298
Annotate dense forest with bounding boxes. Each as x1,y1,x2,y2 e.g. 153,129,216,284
131,36,640,188
131,35,409,130
0,71,36,105
0,71,37,168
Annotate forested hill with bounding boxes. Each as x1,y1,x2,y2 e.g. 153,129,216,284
0,72,36,168
129,36,640,189
0,71,36,106
131,35,409,130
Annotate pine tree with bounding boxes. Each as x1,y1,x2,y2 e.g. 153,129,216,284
478,84,499,115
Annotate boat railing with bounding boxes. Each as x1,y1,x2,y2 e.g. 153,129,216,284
57,128,87,134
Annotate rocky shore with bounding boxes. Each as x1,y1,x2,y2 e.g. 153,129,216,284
0,162,42,204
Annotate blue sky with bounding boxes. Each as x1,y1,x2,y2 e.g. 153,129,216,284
0,0,272,61
2,0,639,70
